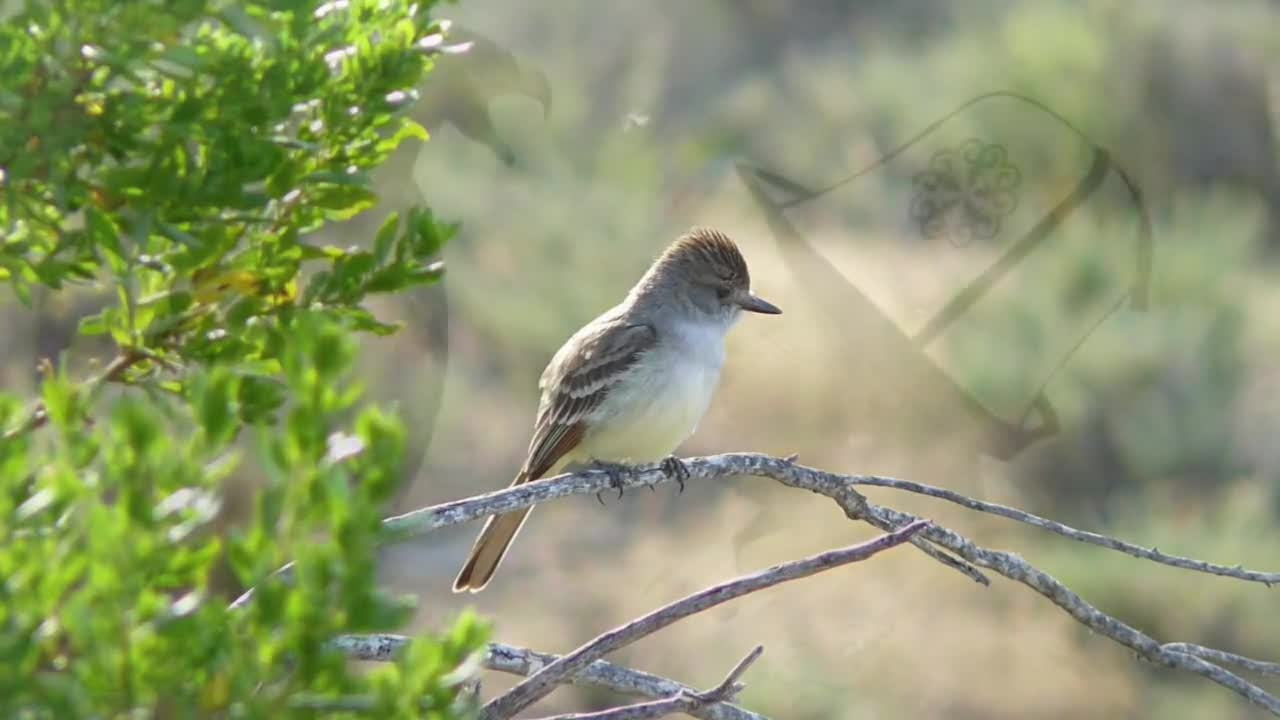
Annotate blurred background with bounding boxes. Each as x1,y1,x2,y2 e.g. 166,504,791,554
7,0,1280,717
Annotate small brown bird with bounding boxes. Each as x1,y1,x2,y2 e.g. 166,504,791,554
453,228,781,592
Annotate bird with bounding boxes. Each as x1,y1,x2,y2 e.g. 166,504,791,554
452,227,782,592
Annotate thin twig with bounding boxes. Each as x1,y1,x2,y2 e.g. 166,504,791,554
672,454,1280,587
845,472,1279,586
697,645,763,701
1,350,146,442
810,474,989,585
528,646,764,720
1163,643,1280,676
481,521,928,720
332,637,765,720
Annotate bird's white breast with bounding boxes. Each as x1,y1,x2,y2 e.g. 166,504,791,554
578,319,727,464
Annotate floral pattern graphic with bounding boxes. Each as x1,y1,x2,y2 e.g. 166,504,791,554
910,139,1021,246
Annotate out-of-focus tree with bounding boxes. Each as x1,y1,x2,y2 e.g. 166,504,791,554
0,0,486,716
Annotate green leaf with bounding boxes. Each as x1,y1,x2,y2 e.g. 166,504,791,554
77,311,109,336
40,372,78,431
376,118,429,154
226,538,259,587
86,208,126,275
192,369,238,449
373,212,400,264
155,220,202,249
312,185,378,220
238,375,286,424
341,308,402,336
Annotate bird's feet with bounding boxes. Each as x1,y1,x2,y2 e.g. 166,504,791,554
660,455,690,493
588,460,632,505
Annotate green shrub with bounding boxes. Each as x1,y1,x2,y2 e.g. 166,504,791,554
0,1,484,716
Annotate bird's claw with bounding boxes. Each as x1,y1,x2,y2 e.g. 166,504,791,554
590,460,629,504
660,456,690,493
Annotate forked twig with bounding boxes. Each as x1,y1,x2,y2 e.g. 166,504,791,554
527,646,764,720
332,636,765,720
481,521,928,719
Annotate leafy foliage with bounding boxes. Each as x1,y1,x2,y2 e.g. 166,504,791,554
1,0,454,373
0,0,484,717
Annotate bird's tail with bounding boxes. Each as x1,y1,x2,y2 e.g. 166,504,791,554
452,473,533,593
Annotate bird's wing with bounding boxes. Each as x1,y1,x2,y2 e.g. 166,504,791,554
521,318,658,480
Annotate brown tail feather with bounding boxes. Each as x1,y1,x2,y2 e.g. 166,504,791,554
452,475,534,593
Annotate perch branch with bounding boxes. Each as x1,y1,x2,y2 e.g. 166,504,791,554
369,453,1277,586
528,645,763,720
228,453,975,609
481,521,928,719
332,636,766,720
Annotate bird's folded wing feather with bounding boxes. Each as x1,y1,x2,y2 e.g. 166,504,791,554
521,319,658,480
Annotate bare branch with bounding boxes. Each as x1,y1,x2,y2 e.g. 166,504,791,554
798,470,989,585
528,695,696,720
527,646,764,720
844,472,1280,586
236,453,1267,609
1163,643,1280,676
369,453,1277,586
481,521,928,720
332,636,766,720
655,454,1278,587
862,503,1280,715
698,645,764,701
333,633,407,662
895,530,989,584
734,454,1280,715
228,453,974,609
243,452,1280,715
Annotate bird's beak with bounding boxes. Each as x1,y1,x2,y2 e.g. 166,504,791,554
737,292,782,315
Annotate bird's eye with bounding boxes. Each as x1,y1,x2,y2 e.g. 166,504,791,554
715,286,731,301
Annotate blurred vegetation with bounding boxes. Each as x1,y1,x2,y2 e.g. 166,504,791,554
397,1,1280,718
0,0,485,717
